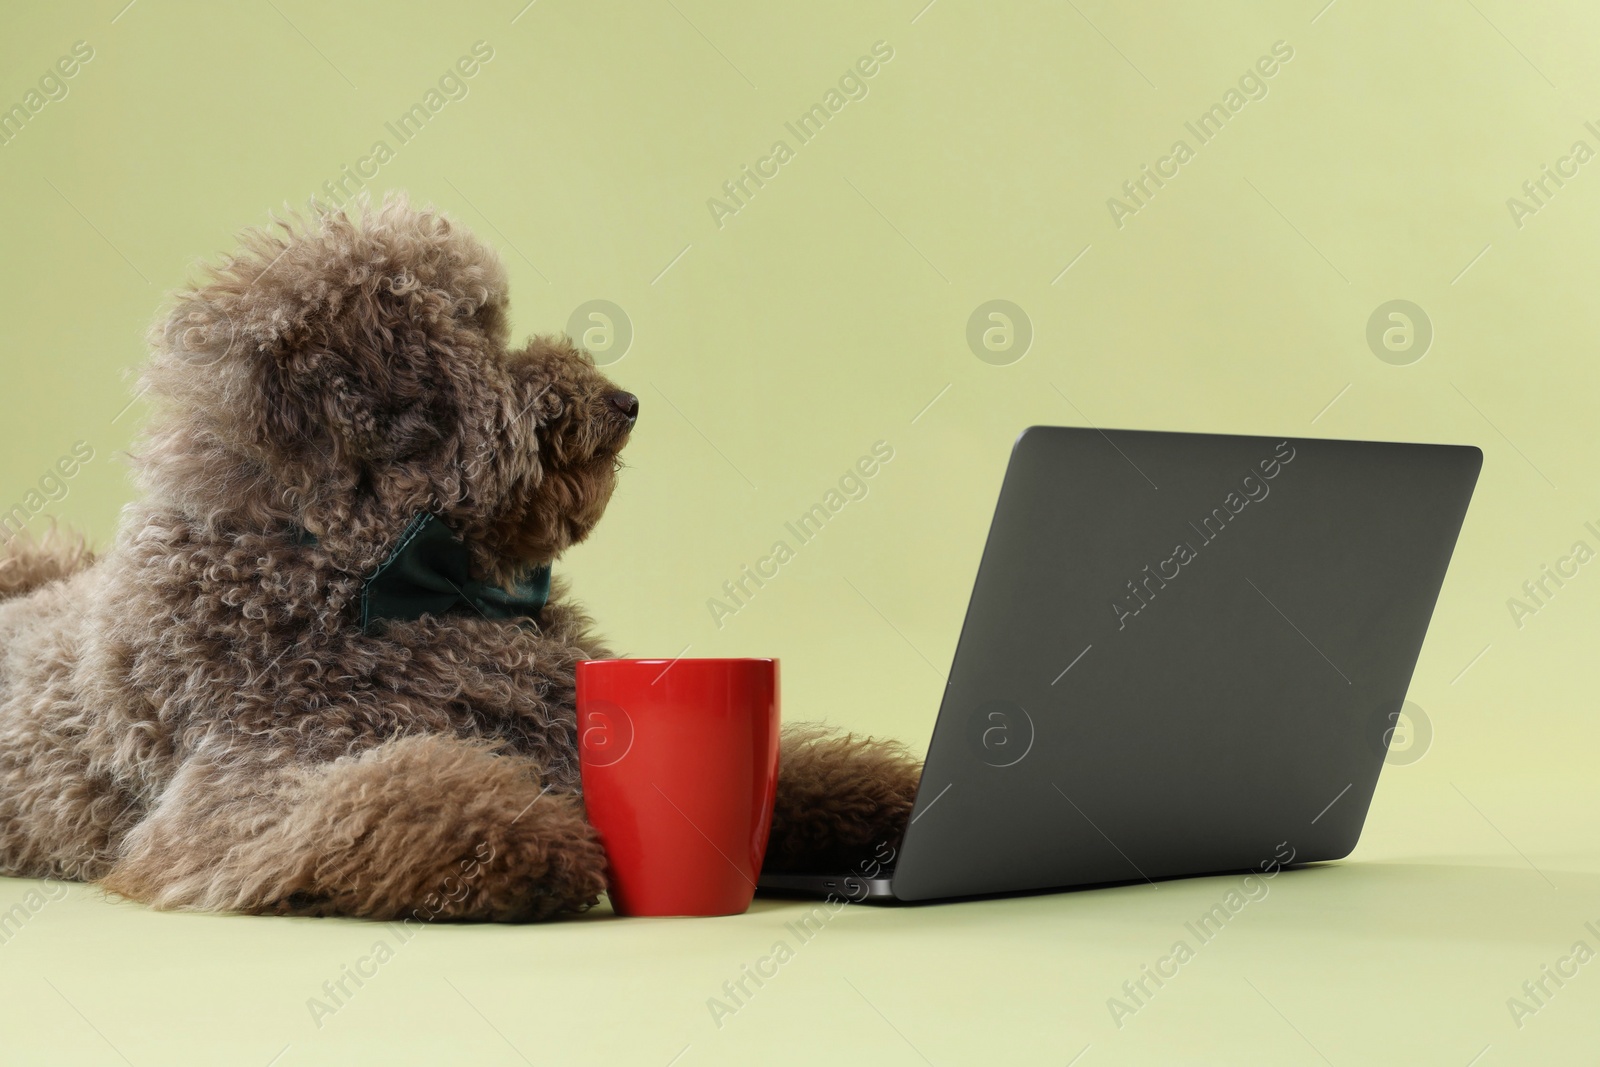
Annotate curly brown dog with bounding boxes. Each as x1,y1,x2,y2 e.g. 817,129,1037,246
0,195,920,921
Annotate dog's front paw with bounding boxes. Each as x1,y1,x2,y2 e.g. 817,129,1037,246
762,724,922,874
438,790,609,922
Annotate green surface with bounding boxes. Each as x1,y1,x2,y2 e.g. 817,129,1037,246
1,0,1597,1062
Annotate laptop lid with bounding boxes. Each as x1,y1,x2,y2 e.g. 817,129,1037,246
890,427,1481,902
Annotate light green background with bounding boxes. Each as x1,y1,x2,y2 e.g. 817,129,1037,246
1,1,1597,1063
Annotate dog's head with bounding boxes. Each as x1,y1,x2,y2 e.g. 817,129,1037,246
140,194,634,583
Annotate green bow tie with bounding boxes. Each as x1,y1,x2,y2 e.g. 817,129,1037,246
295,513,551,633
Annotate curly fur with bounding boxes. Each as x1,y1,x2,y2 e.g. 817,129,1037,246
0,526,95,601
0,194,921,921
762,725,922,873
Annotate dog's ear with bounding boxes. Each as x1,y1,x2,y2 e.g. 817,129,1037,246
142,195,510,532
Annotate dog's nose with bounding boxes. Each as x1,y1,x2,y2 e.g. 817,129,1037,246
605,391,639,426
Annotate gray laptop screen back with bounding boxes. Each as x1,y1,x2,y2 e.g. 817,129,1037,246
891,427,1480,902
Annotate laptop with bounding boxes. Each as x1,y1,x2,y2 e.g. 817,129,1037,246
758,426,1481,903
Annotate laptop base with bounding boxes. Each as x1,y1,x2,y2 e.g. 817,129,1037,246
756,872,897,902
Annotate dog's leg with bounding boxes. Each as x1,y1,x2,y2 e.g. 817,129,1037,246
102,734,607,921
762,724,923,874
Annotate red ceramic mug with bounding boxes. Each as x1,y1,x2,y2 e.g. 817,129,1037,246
576,658,780,917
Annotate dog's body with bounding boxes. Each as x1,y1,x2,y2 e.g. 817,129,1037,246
0,198,920,920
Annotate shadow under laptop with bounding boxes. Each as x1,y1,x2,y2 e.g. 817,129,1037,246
756,857,1600,942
